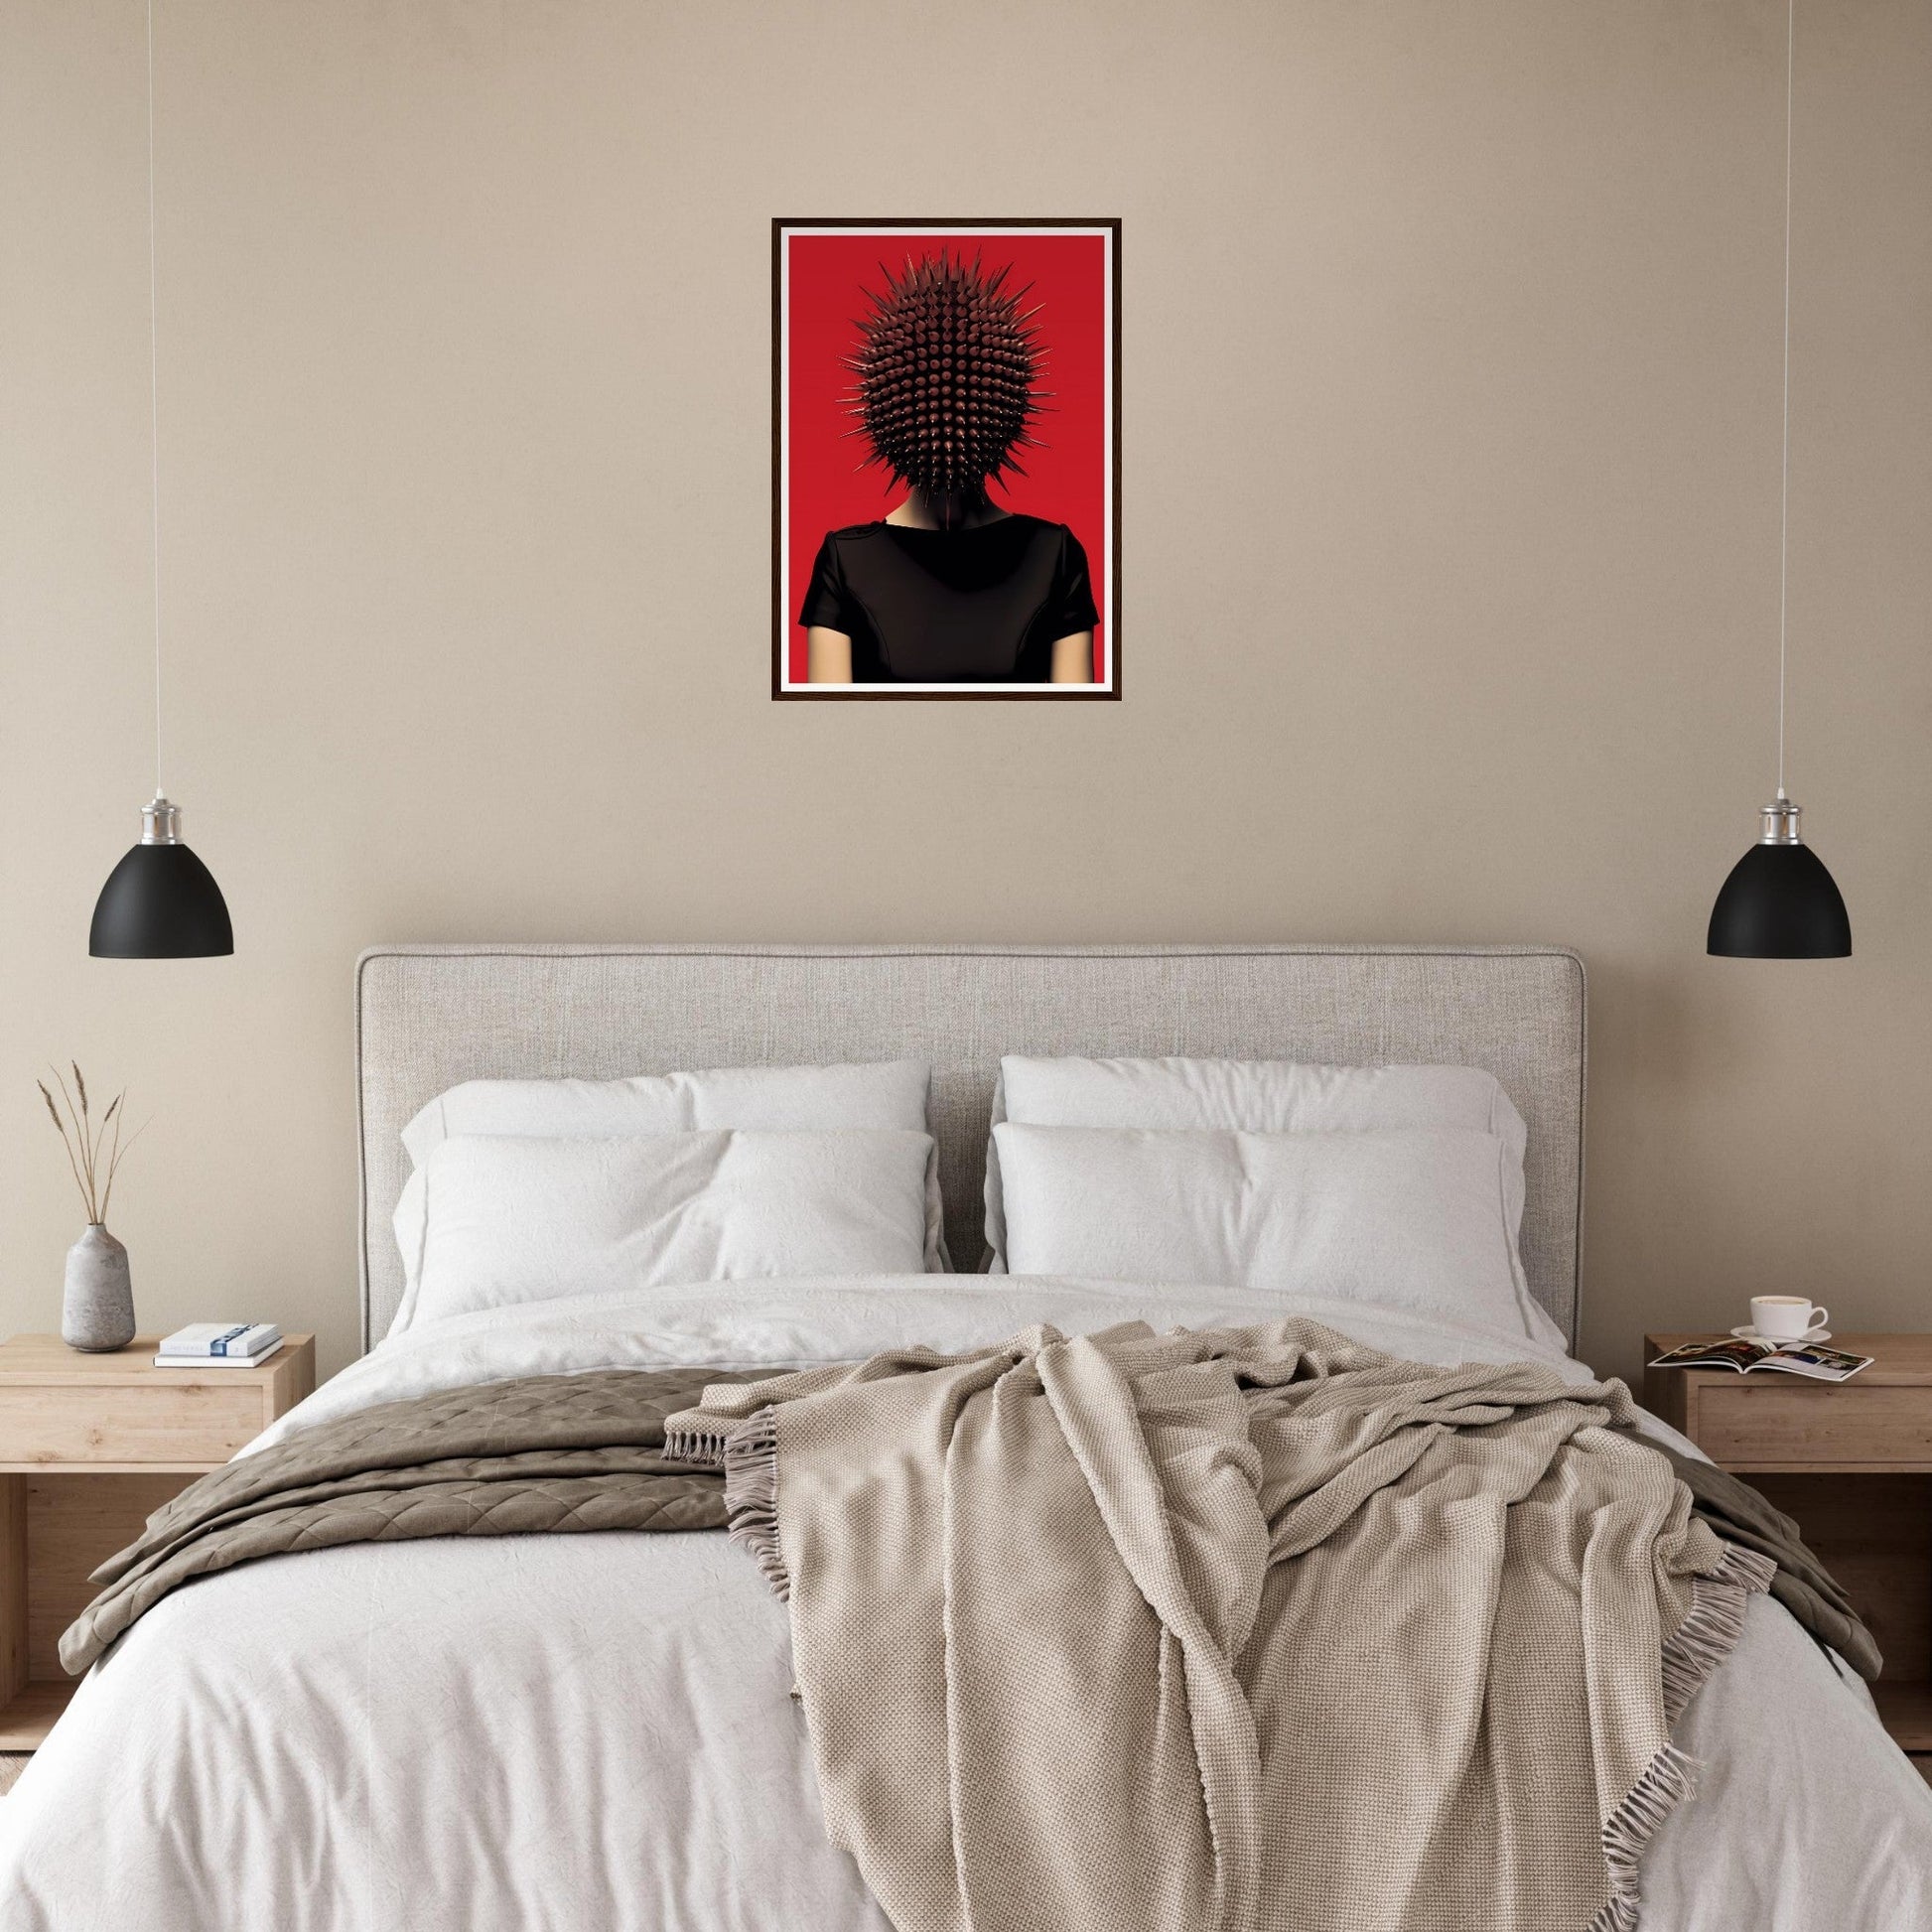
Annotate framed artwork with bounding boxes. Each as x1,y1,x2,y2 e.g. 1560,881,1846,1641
772,218,1121,700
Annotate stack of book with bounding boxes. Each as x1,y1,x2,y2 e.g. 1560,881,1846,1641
154,1323,284,1370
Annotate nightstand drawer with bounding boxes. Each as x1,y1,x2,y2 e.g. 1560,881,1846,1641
1695,1382,1932,1468
0,1380,265,1467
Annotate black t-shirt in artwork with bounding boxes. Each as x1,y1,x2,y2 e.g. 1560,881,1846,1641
799,515,1099,683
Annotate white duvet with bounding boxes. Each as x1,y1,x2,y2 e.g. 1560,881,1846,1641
1,1277,1927,1930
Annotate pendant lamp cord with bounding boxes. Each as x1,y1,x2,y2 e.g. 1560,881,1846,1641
145,0,164,799
1775,0,1794,801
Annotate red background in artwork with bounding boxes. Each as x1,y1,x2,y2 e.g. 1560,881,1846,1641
782,228,1110,685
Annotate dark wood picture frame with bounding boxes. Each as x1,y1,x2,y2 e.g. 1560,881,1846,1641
771,217,1122,702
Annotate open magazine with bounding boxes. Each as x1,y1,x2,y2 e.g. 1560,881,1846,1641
1647,1337,1872,1382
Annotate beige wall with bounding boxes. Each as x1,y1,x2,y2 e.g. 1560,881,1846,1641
2,1,1927,1385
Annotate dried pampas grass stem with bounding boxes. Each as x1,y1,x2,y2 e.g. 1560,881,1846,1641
36,1065,142,1228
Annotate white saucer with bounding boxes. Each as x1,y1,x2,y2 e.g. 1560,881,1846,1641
1731,1325,1831,1346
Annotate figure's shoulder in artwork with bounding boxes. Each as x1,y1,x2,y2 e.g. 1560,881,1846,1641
830,520,890,541
1010,514,1085,564
1015,513,1071,544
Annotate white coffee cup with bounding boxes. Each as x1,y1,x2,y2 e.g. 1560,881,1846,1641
1750,1295,1829,1342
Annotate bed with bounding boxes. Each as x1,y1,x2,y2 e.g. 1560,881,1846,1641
0,942,1924,1930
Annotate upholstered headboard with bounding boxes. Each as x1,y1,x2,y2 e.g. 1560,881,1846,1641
355,943,1587,1352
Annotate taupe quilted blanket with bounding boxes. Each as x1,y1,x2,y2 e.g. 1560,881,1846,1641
667,1318,1776,1932
61,1367,746,1674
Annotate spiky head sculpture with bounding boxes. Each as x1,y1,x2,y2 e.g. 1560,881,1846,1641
845,251,1045,509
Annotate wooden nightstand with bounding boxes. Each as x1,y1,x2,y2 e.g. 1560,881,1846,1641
0,1332,315,1754
1644,1332,1932,1773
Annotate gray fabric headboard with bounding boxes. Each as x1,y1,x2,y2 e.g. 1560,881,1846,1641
355,943,1587,1352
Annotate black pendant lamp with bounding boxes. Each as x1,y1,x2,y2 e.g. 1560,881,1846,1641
90,797,232,958
1708,798,1851,959
89,0,232,960
1707,0,1849,960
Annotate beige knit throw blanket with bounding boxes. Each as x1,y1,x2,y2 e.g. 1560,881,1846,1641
665,1317,1773,1932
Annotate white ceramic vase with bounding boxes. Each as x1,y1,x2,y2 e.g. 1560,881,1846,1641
63,1224,135,1352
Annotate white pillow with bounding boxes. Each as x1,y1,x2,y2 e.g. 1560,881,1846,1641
391,1060,946,1333
993,1123,1542,1340
400,1060,935,1167
408,1130,936,1329
983,1056,1528,1270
